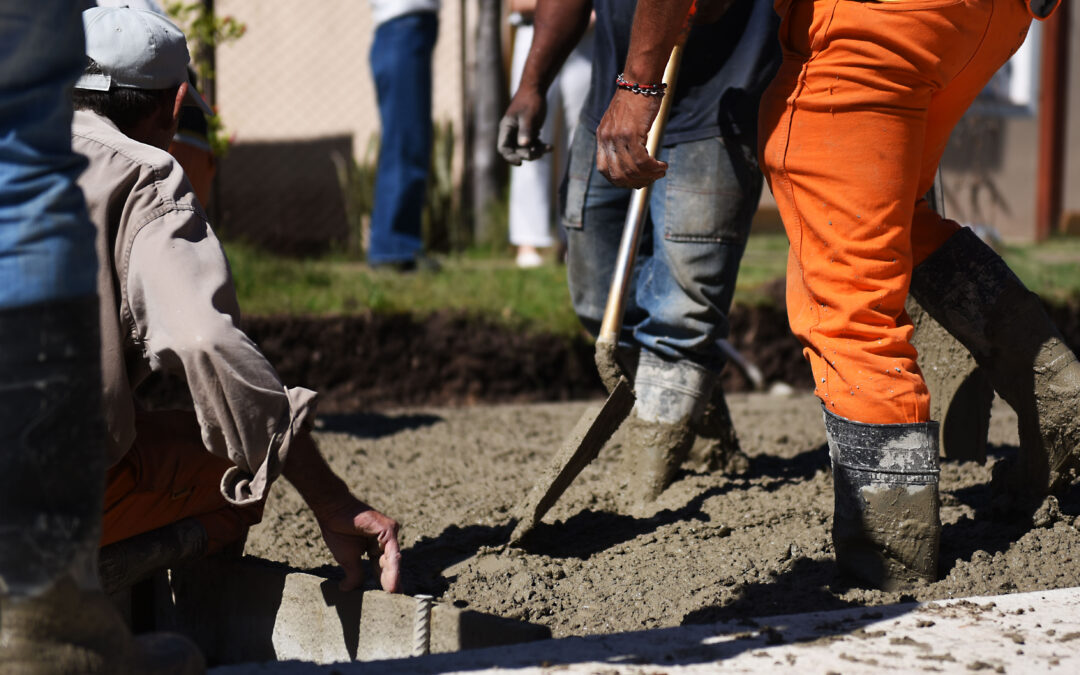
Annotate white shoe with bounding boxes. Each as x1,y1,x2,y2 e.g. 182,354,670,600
515,249,544,268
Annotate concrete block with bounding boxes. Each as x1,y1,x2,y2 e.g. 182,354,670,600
150,557,549,666
908,297,994,463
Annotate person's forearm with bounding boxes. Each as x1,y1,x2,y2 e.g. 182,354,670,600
282,430,352,518
517,0,594,94
621,0,695,84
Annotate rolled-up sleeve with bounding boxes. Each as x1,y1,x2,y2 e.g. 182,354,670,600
124,207,316,505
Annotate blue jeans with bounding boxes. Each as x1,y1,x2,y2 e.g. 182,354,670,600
368,12,438,265
0,0,97,309
563,126,762,372
0,0,106,599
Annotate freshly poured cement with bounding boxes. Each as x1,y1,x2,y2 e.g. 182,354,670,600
245,392,1080,639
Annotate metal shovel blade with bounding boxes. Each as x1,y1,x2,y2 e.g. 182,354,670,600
508,377,635,546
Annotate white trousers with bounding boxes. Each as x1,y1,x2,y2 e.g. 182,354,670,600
508,24,593,248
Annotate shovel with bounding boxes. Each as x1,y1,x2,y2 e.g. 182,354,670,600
508,7,696,546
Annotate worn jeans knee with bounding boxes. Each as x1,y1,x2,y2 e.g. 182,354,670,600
563,126,761,369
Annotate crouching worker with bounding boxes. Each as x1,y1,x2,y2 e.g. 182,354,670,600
72,6,401,592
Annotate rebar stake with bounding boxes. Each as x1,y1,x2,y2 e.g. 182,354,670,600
413,594,433,656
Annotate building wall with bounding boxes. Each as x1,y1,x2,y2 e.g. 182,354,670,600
757,12,1077,244
213,2,1073,249
213,0,468,251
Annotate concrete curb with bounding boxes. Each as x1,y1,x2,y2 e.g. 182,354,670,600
153,557,550,665
210,586,1080,673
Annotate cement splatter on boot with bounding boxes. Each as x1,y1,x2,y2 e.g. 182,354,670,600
690,387,749,474
624,350,713,502
910,227,1080,502
622,414,696,503
833,484,940,590
825,409,941,590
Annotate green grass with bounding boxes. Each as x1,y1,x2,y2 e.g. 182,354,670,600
998,235,1080,303
226,240,584,336
224,233,1080,337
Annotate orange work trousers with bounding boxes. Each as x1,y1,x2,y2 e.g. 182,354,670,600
102,410,263,553
759,0,1032,424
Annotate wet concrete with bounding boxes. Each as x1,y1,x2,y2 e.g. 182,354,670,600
244,392,1080,641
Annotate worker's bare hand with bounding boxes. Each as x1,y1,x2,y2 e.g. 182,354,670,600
596,88,666,188
498,88,551,165
315,496,401,593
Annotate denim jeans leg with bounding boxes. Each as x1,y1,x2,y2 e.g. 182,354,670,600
633,134,762,371
368,12,438,265
0,0,97,309
0,0,107,598
563,126,648,346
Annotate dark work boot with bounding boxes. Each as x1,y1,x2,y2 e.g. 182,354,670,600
825,409,941,590
0,299,204,675
624,349,712,502
910,227,1080,498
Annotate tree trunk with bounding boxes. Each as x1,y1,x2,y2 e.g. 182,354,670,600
470,0,507,246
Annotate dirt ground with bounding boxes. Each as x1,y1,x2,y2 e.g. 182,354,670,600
244,391,1080,639
241,299,811,413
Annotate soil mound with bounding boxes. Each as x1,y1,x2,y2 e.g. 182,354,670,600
244,296,1080,413
242,302,810,413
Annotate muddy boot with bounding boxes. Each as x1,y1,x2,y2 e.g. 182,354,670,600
910,227,1080,498
825,409,941,590
625,350,712,501
0,299,204,675
690,386,749,474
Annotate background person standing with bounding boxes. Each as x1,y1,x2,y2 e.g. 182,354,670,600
367,0,441,271
506,0,594,268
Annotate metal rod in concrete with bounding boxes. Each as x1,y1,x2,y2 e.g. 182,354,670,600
413,594,434,656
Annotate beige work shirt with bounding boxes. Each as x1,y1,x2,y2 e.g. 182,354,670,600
72,110,316,506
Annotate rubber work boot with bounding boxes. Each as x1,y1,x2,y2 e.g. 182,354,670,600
910,227,1080,499
825,408,941,590
625,349,713,501
690,386,749,474
0,299,204,675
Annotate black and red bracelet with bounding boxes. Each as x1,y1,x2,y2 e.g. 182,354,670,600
615,73,667,97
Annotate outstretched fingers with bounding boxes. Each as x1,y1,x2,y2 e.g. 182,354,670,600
354,508,402,593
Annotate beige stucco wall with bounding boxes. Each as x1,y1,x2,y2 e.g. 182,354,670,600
215,0,465,159
213,2,1073,247
210,1,471,250
757,14,1077,244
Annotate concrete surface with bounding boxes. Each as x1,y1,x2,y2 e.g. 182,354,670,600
210,586,1080,673
152,557,549,665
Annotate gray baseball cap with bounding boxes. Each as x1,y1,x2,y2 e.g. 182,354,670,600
75,6,213,116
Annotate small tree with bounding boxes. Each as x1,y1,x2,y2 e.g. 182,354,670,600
164,0,246,156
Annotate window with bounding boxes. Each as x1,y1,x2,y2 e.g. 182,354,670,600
971,21,1042,116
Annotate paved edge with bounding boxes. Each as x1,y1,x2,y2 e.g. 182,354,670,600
210,585,1080,674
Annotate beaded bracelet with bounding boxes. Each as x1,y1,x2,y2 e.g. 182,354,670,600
615,73,667,97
